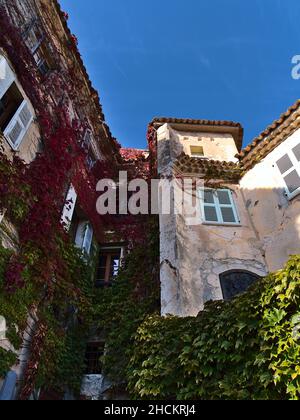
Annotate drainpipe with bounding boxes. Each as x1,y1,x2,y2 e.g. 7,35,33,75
0,371,17,400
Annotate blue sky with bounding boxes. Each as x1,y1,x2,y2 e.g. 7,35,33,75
60,0,300,149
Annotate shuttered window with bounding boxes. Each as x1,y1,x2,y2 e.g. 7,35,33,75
61,185,77,231
3,100,33,149
199,188,240,225
75,221,94,256
276,145,300,198
0,55,33,149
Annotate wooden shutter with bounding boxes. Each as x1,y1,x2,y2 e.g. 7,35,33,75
61,185,77,230
4,101,33,148
82,223,93,255
75,222,93,255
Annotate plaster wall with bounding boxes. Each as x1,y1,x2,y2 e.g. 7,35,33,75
158,125,267,317
240,129,300,272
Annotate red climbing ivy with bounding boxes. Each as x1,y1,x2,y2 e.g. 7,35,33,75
0,3,158,398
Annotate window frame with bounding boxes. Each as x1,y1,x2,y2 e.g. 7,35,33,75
75,221,94,256
190,145,204,158
219,270,261,301
198,188,241,226
275,147,300,200
3,99,33,150
95,246,124,287
0,56,33,149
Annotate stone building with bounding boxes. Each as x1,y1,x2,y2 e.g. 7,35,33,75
0,0,121,400
0,0,300,402
154,100,300,317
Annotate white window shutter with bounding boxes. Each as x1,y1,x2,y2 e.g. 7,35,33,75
0,55,15,99
75,222,93,255
4,101,34,149
19,102,32,126
82,223,93,255
61,184,77,230
75,222,86,249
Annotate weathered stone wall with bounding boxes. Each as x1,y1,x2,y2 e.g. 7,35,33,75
240,128,300,272
160,184,267,316
158,124,268,316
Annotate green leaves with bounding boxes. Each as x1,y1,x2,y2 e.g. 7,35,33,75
128,256,300,400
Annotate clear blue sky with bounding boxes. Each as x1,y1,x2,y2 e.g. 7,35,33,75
60,0,300,149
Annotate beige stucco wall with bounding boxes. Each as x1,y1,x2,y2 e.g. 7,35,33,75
178,131,239,163
160,184,267,317
158,124,268,317
240,129,300,272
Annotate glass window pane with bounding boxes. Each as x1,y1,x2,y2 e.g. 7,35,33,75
220,271,260,301
204,206,218,222
276,154,293,174
284,170,300,194
292,144,300,161
217,190,231,205
221,207,237,223
204,190,214,204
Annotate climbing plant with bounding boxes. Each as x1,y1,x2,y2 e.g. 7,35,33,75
128,256,300,400
93,217,160,387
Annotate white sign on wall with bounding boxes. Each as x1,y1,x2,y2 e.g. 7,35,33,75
0,316,6,340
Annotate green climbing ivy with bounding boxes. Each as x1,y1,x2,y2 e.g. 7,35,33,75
93,218,160,387
128,256,300,400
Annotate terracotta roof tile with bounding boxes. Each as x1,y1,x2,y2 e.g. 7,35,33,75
173,153,242,182
150,117,244,151
238,99,300,162
53,0,113,140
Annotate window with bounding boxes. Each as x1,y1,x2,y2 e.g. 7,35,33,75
276,145,300,198
82,130,97,170
220,271,260,301
84,342,104,375
95,247,122,287
22,19,51,76
0,56,33,149
199,188,240,225
75,221,93,255
61,185,77,231
190,146,204,158
0,83,23,132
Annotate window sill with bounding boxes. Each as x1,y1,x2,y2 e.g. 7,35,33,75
202,221,242,227
286,190,300,201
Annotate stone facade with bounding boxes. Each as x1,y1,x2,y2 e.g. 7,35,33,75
0,0,118,400
156,108,300,317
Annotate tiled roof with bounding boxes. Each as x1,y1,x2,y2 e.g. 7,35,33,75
120,148,149,162
53,0,113,141
150,117,244,151
173,153,242,182
238,99,300,167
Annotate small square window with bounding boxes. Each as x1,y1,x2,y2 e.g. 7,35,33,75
204,190,215,204
204,206,218,222
199,189,240,225
190,146,204,158
275,146,300,199
284,170,300,194
221,207,236,223
217,190,231,205
276,154,293,175
292,144,300,162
